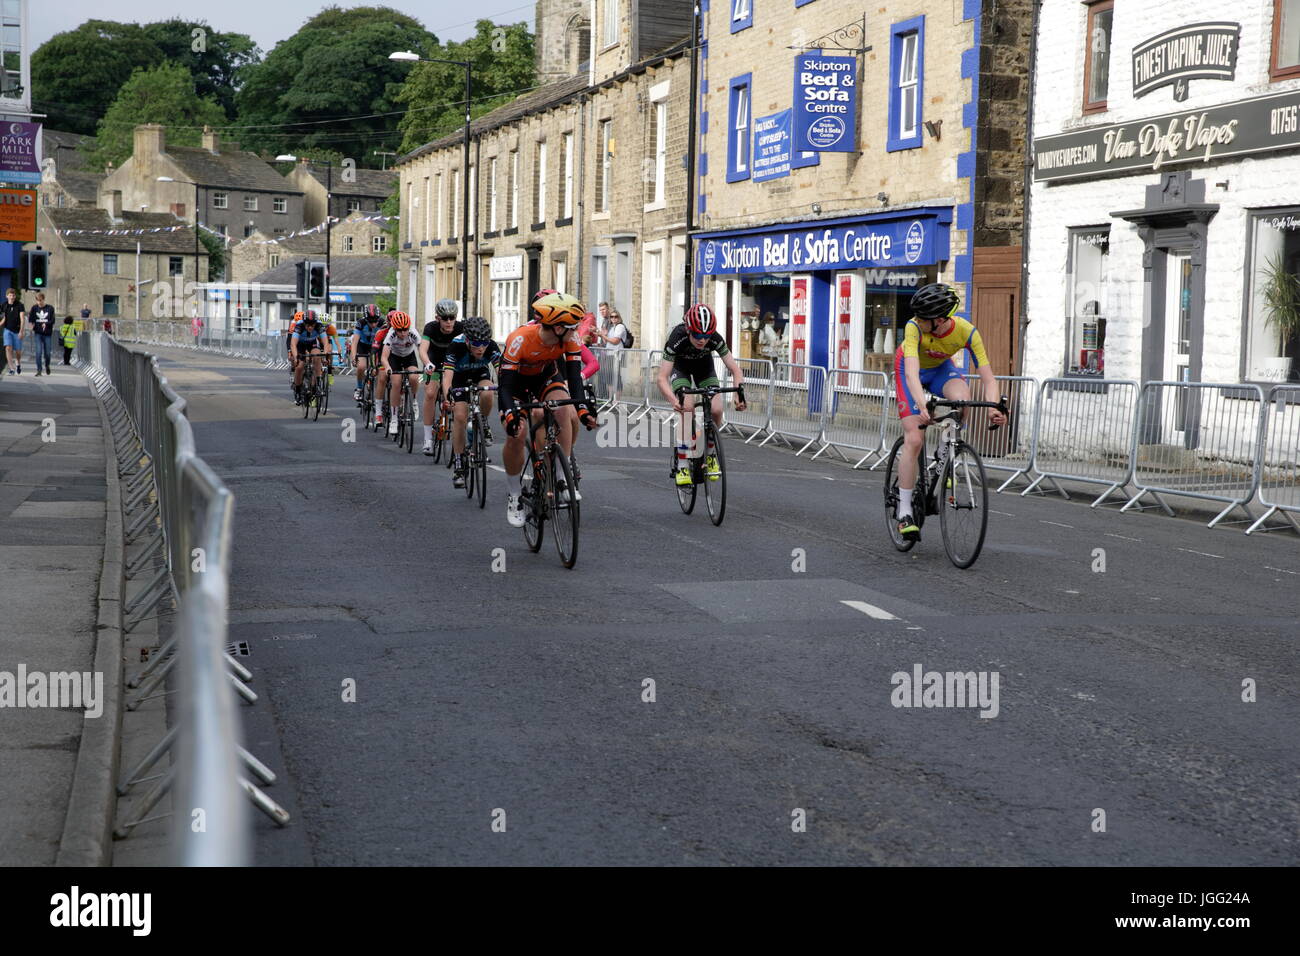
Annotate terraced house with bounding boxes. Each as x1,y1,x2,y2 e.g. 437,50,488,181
395,0,693,340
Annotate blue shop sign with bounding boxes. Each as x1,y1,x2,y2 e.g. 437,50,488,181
328,292,352,303
793,52,858,153
696,213,949,276
752,110,792,182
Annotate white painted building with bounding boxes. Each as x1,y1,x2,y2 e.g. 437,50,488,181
1025,0,1300,387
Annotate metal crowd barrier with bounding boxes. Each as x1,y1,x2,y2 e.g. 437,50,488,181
1247,385,1300,535
1022,378,1139,507
634,349,674,423
114,319,292,370
722,357,775,441
73,331,287,864
1123,381,1265,528
963,374,1040,491
820,369,890,467
765,364,829,455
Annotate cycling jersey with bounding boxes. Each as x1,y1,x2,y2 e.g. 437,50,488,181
422,319,464,367
442,335,501,377
663,323,730,363
293,323,327,345
498,323,588,417
383,329,421,357
898,316,990,371
354,321,379,347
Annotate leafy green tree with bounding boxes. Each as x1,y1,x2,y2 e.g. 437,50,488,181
31,21,164,135
31,19,257,136
234,6,436,161
198,227,227,282
84,63,229,170
140,19,260,119
395,20,536,154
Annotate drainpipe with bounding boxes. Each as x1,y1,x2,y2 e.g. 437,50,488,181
683,1,701,311
1016,0,1042,377
576,93,588,301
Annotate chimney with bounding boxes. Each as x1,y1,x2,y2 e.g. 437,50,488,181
133,124,165,159
202,125,219,153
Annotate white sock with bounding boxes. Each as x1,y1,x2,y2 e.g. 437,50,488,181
899,488,914,516
424,425,433,442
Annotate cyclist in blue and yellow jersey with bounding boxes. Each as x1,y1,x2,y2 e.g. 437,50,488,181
893,283,1006,542
350,304,382,401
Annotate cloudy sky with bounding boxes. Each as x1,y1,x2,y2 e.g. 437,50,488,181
30,0,536,54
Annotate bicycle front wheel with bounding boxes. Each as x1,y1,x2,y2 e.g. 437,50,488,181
475,424,488,509
672,432,696,515
703,422,727,526
404,390,415,453
549,447,579,569
939,442,989,569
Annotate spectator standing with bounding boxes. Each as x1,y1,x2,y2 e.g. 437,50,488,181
3,288,25,375
28,292,56,376
601,308,629,405
60,316,78,365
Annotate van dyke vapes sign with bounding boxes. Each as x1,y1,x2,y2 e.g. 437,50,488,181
1033,88,1300,182
1132,22,1239,102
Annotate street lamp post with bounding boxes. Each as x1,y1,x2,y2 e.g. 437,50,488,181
277,155,333,316
156,176,202,314
390,51,472,320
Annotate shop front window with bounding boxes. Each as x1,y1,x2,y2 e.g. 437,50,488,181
1068,228,1110,376
861,266,937,370
1246,209,1300,383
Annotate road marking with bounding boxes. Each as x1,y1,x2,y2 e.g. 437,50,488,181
1177,547,1222,559
841,600,898,621
1105,532,1142,542
488,464,506,473
905,625,924,630
989,509,1015,517
1265,565,1298,575
1063,589,1081,594
1040,520,1074,529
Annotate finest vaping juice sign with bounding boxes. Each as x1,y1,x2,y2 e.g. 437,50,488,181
1132,22,1240,102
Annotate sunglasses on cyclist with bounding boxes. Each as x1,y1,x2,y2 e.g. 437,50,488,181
688,331,710,342
468,339,492,347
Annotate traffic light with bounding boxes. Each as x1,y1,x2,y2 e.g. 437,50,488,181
295,260,307,299
307,262,326,300
27,250,48,290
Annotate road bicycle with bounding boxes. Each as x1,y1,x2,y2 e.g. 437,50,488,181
514,396,583,569
358,361,377,430
390,369,420,453
299,349,327,420
883,396,1008,569
668,385,745,527
448,384,497,509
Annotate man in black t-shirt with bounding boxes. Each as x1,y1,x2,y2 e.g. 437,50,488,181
29,292,57,376
3,287,25,375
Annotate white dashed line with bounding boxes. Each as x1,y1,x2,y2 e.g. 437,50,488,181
1177,547,1222,559
989,509,1015,517
1265,566,1298,575
1104,532,1142,542
1040,520,1074,529
488,464,506,473
841,600,898,621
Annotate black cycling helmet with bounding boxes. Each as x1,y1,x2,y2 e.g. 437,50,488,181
303,309,320,325
435,298,458,319
364,304,379,320
463,316,492,343
909,283,960,320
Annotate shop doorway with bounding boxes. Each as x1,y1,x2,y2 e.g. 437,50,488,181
1163,252,1192,385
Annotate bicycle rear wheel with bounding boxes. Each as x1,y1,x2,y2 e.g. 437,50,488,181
475,424,488,509
523,457,545,552
703,421,727,526
939,442,988,569
313,373,323,421
464,424,477,499
549,447,579,569
671,427,696,514
404,388,415,453
884,437,926,552
301,376,311,419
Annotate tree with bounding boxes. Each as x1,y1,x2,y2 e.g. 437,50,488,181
198,227,227,282
234,6,437,162
395,20,536,155
31,19,258,136
84,63,229,170
31,21,165,135
140,20,260,119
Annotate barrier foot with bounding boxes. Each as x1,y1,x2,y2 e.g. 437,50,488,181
1121,489,1175,516
241,777,291,827
1245,506,1300,536
1089,482,1125,508
995,469,1028,494
1021,474,1068,499
853,449,882,469
229,671,259,704
1207,501,1253,530
238,746,277,786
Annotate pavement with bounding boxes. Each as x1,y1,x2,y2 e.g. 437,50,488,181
0,358,119,866
127,344,1299,867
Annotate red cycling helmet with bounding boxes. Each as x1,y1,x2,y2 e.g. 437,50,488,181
684,303,716,336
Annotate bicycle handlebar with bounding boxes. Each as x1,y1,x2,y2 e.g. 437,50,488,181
449,384,498,399
674,385,747,404
513,397,585,411
924,395,1010,432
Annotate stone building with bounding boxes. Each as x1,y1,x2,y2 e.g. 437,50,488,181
227,213,391,286
98,125,306,254
694,0,1032,374
38,129,102,209
395,0,692,342
35,200,206,320
1024,0,1300,387
283,160,397,228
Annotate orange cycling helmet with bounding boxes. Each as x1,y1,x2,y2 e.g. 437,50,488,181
388,310,412,331
532,291,584,328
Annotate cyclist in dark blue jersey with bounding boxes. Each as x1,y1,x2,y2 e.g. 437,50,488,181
349,304,382,401
440,316,501,488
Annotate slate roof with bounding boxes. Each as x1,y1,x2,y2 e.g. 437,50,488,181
43,129,92,170
44,208,202,254
249,255,395,288
301,166,397,198
53,169,104,204
240,232,326,255
167,145,305,194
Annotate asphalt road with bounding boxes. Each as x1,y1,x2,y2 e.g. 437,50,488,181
145,346,1300,866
